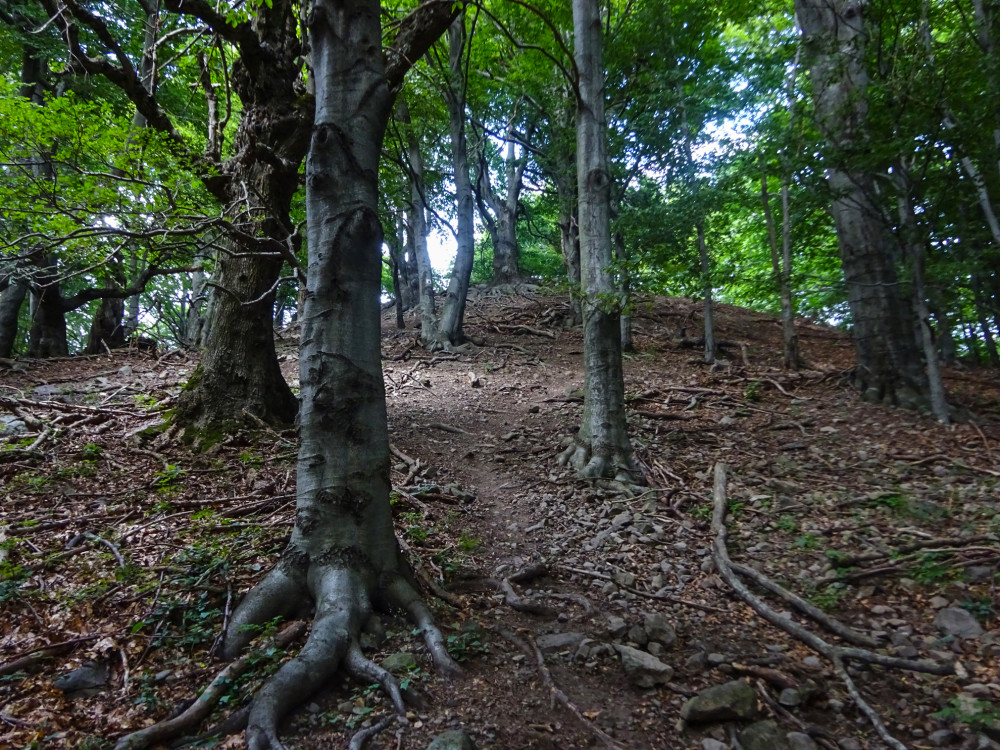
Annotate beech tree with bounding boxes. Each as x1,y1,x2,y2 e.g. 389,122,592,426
216,2,460,747
558,0,639,480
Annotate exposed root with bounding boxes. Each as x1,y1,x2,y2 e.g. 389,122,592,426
386,576,462,677
223,565,307,659
114,622,306,750
557,442,640,484
347,715,395,750
345,642,406,715
711,462,952,750
245,570,370,750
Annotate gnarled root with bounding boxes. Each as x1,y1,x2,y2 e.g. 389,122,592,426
557,441,644,484
226,564,459,750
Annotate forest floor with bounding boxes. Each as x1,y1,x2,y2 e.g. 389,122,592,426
1,289,999,750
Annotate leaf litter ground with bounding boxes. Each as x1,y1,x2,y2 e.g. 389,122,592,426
1,289,998,750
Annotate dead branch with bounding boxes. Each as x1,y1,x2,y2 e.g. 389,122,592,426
494,323,555,339
711,463,950,750
427,422,471,435
113,621,307,750
0,635,99,677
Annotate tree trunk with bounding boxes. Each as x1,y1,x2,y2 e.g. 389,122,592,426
475,124,530,287
436,17,476,348
559,0,638,481
760,157,801,369
974,281,1000,366
557,192,582,324
398,96,438,342
795,0,927,407
222,3,459,747
27,255,68,358
614,231,633,352
84,297,127,354
697,221,717,364
893,161,950,421
0,280,28,358
173,0,310,431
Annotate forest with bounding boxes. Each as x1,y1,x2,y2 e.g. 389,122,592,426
1,0,999,749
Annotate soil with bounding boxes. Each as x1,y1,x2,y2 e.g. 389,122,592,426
1,288,999,750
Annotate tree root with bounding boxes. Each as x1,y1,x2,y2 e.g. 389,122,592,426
496,627,625,750
114,622,306,750
711,462,953,750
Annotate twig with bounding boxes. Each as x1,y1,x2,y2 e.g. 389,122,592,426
0,635,100,677
114,621,307,750
427,422,472,435
832,654,906,750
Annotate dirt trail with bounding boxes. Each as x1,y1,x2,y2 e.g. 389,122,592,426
1,289,998,750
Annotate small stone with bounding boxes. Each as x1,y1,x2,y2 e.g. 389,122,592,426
686,651,708,671
680,680,757,723
54,661,109,698
707,653,727,666
611,512,632,528
426,730,476,750
536,632,586,652
928,729,958,747
701,740,728,750
612,571,637,587
930,596,950,609
381,652,417,672
643,612,677,648
616,644,674,688
967,566,994,584
778,688,802,707
607,616,628,638
787,732,818,750
739,720,789,750
935,607,984,639
837,739,862,750
627,625,649,646
802,656,822,669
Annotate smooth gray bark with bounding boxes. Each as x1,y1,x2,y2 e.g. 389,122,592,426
558,0,638,481
436,17,476,348
760,159,801,369
796,0,928,406
221,3,460,747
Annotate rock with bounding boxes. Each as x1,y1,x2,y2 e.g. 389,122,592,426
787,732,818,750
707,653,727,666
536,632,586,652
967,566,994,584
930,596,950,609
778,687,803,706
606,616,628,638
739,720,788,750
643,612,677,647
928,729,958,747
0,416,26,437
701,740,728,750
613,570,637,587
935,607,984,639
54,660,109,697
616,644,674,688
837,739,862,750
686,651,708,671
627,625,649,646
680,680,757,723
426,729,476,750
381,652,417,672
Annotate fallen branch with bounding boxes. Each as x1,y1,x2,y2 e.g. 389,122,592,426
494,323,555,339
711,463,951,750
0,635,100,677
114,621,307,750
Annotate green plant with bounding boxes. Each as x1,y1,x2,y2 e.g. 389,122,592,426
152,464,186,491
932,696,1000,733
776,515,797,533
457,533,482,553
445,626,489,662
238,450,263,468
809,584,845,610
795,534,819,550
399,511,431,544
959,597,995,622
743,380,763,402
869,492,908,514
912,553,959,585
0,561,30,602
79,443,103,460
